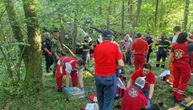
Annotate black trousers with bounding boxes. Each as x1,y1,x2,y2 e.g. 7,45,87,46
45,54,53,72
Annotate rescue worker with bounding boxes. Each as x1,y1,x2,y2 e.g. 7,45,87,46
169,32,191,102
168,26,181,84
127,63,156,99
93,30,124,110
131,33,149,71
122,77,150,110
144,32,154,63
82,35,92,64
42,32,53,73
55,56,85,92
51,30,65,77
155,32,171,68
121,34,133,65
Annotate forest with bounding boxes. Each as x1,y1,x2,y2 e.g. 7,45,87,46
0,0,193,110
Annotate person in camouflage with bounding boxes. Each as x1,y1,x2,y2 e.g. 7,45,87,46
51,30,65,77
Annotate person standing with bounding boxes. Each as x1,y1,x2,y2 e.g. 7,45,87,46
172,26,181,43
155,32,171,68
169,32,191,102
82,35,92,64
168,26,181,84
42,32,53,73
144,32,154,63
131,33,148,71
93,30,124,110
121,34,133,65
51,30,65,77
127,63,155,99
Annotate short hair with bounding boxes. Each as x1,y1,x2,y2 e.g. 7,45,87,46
176,32,188,44
136,32,142,38
173,26,181,32
143,63,152,70
77,59,86,66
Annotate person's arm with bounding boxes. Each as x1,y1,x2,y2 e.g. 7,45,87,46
117,59,124,68
148,84,154,99
65,63,72,87
169,51,174,66
43,48,52,55
127,79,133,88
187,36,193,42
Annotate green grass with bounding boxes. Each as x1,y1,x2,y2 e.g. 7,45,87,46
0,52,193,110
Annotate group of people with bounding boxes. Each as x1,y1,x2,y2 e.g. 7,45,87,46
42,30,86,92
42,26,193,110
93,28,193,110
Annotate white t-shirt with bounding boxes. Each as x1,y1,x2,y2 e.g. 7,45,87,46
172,35,178,43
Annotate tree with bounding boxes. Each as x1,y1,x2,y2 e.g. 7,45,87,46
22,0,42,90
121,0,125,35
128,0,133,26
183,0,189,31
136,0,142,27
98,0,102,15
5,0,42,92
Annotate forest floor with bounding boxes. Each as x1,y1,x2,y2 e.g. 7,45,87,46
0,53,193,110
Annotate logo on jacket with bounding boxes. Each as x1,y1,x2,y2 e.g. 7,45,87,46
174,49,184,59
129,87,139,98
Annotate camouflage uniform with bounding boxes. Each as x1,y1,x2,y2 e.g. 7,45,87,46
51,38,64,76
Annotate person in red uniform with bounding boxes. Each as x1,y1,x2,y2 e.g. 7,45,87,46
169,32,191,102
122,77,150,110
55,56,86,92
93,30,124,110
127,63,155,99
131,33,149,71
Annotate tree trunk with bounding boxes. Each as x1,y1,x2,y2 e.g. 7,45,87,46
107,0,112,29
154,0,159,30
5,0,25,84
98,0,102,15
121,0,125,36
22,0,42,90
72,22,77,52
183,0,189,31
128,0,133,25
136,0,142,27
159,0,163,27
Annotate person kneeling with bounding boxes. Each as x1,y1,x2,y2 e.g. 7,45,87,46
55,56,85,92
122,77,151,110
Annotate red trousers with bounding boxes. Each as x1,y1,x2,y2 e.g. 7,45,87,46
134,54,145,71
173,63,191,101
55,65,78,90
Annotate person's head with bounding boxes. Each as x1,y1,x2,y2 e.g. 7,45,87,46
134,77,145,89
54,30,59,39
160,32,166,40
173,26,181,35
125,34,130,40
176,32,188,44
75,59,86,70
144,31,150,37
102,30,113,41
136,32,142,38
84,35,89,42
142,63,151,76
44,32,50,39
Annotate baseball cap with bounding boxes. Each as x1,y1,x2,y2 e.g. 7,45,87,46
135,77,145,89
102,30,113,38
